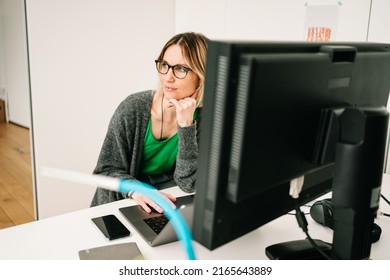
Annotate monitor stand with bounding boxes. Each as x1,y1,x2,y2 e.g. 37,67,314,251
265,106,389,260
266,239,332,260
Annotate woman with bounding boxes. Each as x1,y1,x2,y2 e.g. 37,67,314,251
90,32,208,213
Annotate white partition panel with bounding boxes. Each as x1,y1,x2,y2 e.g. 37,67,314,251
26,0,175,218
27,0,389,219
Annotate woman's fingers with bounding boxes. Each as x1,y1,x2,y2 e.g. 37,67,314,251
131,192,177,213
169,97,196,127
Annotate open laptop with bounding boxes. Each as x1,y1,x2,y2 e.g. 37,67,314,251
119,194,194,247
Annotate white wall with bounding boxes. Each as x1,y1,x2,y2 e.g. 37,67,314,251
26,0,175,219
368,0,390,173
175,0,371,41
368,0,390,42
0,6,5,101
0,0,31,127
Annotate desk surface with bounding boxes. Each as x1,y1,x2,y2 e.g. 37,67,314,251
0,174,389,260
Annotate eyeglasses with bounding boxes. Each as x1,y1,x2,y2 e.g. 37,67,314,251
155,60,193,79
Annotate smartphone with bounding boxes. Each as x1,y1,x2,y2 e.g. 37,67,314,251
91,214,131,240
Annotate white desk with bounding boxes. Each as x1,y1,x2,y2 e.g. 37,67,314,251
0,174,389,260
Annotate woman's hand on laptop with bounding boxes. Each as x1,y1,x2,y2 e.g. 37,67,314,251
130,192,177,213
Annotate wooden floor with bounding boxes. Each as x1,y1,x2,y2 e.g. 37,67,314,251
0,122,35,230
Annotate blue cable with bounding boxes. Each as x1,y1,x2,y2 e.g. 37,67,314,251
118,179,196,260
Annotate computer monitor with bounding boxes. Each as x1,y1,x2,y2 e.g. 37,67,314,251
192,40,390,259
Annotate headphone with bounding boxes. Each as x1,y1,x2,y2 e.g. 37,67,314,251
310,198,382,243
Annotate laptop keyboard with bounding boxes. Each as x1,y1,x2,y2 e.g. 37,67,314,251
143,215,169,234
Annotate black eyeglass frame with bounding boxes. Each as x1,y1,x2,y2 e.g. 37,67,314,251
155,60,193,79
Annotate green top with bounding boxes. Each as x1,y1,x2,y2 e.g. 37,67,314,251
141,118,178,174
141,109,199,175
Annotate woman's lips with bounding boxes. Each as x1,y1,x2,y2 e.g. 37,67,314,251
164,86,177,92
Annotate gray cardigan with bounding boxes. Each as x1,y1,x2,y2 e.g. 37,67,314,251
90,90,201,206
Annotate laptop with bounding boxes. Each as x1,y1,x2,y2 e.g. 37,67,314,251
119,194,194,247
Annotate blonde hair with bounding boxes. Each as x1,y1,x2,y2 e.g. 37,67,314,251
156,32,208,107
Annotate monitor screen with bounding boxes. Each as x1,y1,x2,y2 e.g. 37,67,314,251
192,40,390,259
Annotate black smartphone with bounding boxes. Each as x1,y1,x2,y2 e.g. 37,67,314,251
91,214,131,240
